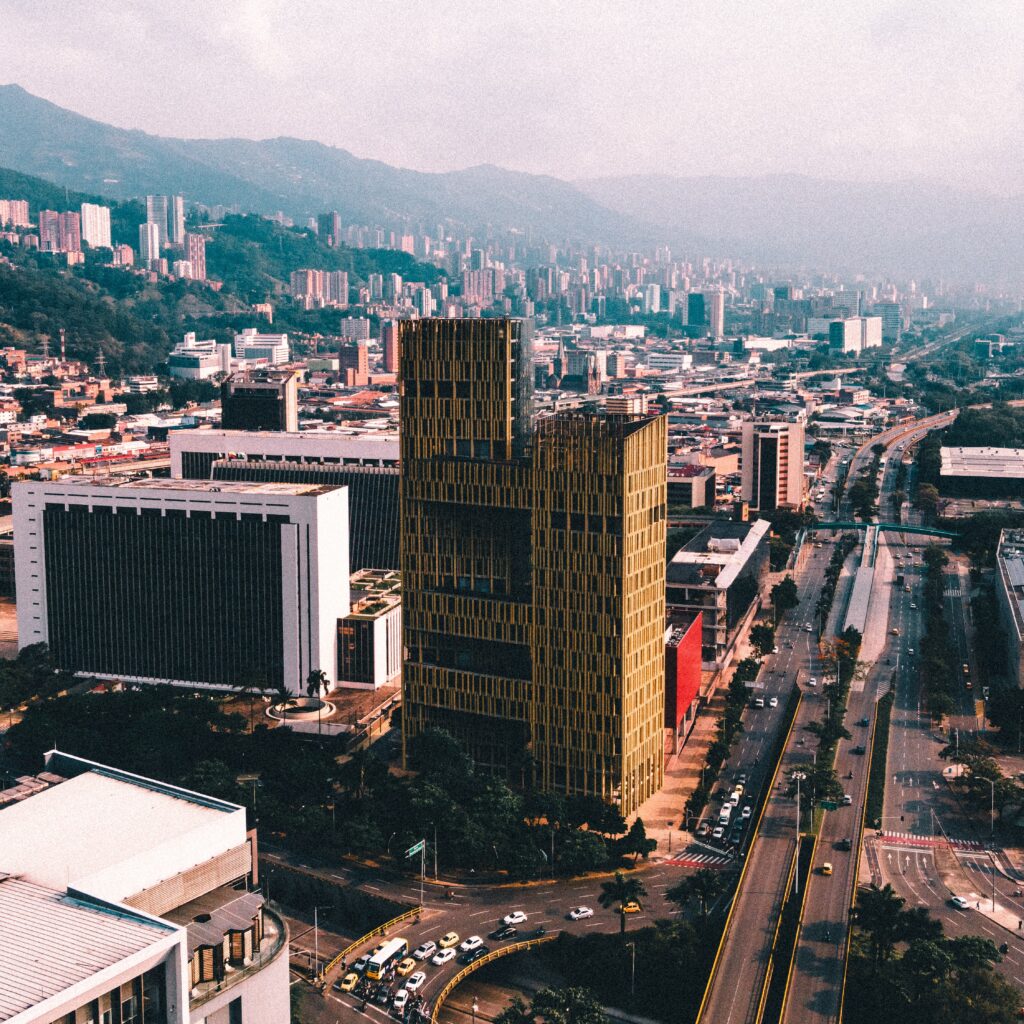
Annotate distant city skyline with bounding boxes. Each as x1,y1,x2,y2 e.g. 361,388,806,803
4,0,1024,194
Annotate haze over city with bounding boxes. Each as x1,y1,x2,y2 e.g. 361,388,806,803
4,0,1024,192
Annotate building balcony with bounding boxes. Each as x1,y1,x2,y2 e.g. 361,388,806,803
187,899,288,1011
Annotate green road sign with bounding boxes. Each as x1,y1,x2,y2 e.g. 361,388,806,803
405,840,425,858
821,801,838,811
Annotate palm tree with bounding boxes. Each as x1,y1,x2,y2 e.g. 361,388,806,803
854,883,906,964
598,870,647,934
305,668,328,697
666,868,724,918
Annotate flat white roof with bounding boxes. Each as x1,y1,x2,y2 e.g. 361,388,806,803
0,875,174,1022
26,477,331,496
0,759,244,904
940,446,1024,478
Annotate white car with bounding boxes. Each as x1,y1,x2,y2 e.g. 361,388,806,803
459,935,483,952
568,906,594,920
502,911,528,926
741,805,752,819
712,826,725,840
804,624,813,632
769,696,779,708
413,941,437,960
772,646,779,654
908,648,915,656
393,990,409,1012
808,677,817,687
950,896,970,910
405,971,427,993
432,948,457,966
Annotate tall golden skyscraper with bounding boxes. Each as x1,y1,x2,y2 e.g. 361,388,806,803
400,319,666,814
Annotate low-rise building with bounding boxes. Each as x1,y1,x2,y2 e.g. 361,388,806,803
666,519,771,668
940,446,1024,498
0,750,288,1024
338,569,402,689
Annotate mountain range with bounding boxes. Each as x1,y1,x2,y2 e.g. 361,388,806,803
0,83,1022,282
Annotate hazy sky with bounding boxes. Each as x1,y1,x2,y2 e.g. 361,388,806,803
5,0,1024,191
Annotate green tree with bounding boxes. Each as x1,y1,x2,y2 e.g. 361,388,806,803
494,996,535,1024
750,624,776,657
407,726,474,778
666,868,724,917
530,987,608,1024
854,883,906,964
618,817,657,863
558,829,609,875
598,871,647,934
771,575,800,613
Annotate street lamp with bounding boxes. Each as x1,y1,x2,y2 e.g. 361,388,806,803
313,905,331,983
626,941,636,999
472,1000,479,1024
793,772,806,895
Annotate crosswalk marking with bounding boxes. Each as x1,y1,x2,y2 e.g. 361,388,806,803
664,853,731,869
878,830,983,850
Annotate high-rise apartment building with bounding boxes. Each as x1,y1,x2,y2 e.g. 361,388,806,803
38,210,81,252
706,290,725,338
338,341,369,386
169,194,186,245
317,211,342,247
139,221,161,263
400,318,667,814
381,318,400,373
0,198,30,227
221,369,299,432
874,301,902,343
185,231,207,280
741,414,806,511
79,202,111,248
686,292,706,332
146,194,169,247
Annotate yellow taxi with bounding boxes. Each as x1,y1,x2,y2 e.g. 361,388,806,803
439,931,460,949
621,901,641,914
396,957,417,977
338,972,359,993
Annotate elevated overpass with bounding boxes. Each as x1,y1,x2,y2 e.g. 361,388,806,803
810,521,957,539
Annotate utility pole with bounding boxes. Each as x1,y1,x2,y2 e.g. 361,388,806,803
794,772,806,895
626,941,636,999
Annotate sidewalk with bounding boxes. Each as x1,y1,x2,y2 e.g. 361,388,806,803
639,694,725,855
934,843,1024,935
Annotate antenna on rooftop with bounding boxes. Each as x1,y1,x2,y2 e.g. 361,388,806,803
59,328,66,362
96,350,107,376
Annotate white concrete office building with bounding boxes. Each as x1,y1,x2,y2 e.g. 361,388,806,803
14,478,349,693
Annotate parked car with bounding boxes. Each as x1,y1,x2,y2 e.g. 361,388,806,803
568,906,594,920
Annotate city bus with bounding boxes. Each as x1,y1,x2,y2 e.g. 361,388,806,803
366,937,409,980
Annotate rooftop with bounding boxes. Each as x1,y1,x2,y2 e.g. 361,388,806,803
998,530,1024,640
0,875,174,1023
940,446,1024,479
667,518,771,590
0,753,244,905
26,476,336,497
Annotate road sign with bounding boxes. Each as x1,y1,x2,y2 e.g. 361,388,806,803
821,800,838,811
405,840,425,858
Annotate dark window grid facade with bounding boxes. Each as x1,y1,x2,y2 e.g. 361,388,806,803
211,460,398,571
43,505,285,687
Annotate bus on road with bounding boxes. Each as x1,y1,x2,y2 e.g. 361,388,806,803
367,937,409,980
